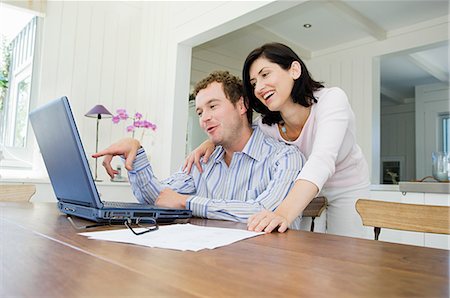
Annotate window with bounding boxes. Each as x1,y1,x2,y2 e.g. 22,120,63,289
441,113,450,152
0,6,38,168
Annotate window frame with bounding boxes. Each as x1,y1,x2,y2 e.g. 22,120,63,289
439,113,450,153
0,15,42,169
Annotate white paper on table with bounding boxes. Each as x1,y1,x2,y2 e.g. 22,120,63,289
79,223,264,251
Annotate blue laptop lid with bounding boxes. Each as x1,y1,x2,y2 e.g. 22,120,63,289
29,96,103,208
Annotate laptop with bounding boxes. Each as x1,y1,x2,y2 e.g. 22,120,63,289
29,96,192,223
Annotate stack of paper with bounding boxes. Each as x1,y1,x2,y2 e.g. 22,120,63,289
79,223,264,251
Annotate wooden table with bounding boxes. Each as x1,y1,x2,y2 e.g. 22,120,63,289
1,202,448,297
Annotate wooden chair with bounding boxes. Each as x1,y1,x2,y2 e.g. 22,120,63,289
0,184,36,202
303,196,328,232
356,198,450,240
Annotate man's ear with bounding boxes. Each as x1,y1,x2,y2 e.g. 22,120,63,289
237,96,247,115
290,61,301,80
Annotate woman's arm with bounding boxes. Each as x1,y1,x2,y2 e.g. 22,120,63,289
247,179,318,233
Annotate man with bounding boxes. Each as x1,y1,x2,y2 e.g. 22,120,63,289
93,71,304,227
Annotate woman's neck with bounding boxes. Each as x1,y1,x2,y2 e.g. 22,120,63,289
280,102,310,129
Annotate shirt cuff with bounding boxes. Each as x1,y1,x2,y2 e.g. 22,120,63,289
186,196,209,218
122,147,149,173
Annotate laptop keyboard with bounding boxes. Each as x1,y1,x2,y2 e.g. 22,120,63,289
103,201,151,208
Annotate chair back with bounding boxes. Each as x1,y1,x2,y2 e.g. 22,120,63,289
0,184,36,202
356,199,450,240
303,196,328,232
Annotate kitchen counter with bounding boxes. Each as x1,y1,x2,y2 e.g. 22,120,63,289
399,181,450,194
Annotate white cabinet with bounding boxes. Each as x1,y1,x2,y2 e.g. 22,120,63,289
370,185,449,250
27,179,136,203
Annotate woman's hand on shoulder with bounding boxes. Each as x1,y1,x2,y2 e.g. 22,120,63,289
247,209,289,233
183,140,215,174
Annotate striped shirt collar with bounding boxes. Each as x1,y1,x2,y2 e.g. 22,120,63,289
210,127,267,164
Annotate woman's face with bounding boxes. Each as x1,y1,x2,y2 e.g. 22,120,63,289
249,57,300,112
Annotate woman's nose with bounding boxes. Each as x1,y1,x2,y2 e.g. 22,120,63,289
254,81,264,97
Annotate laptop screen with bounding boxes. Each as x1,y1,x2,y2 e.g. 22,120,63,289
29,97,102,208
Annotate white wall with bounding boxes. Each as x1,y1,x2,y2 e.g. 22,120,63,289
186,101,208,154
27,1,287,181
16,1,449,185
306,17,448,183
33,1,148,181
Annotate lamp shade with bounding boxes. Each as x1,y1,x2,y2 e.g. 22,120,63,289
85,105,113,118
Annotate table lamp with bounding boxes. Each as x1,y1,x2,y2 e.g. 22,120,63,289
85,104,112,181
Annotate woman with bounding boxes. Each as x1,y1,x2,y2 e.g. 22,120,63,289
185,42,370,237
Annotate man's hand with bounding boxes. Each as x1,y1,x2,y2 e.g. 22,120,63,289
92,138,141,178
156,188,189,209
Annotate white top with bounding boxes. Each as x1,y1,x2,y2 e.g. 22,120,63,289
257,87,370,192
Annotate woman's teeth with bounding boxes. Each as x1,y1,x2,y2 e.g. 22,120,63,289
264,92,274,100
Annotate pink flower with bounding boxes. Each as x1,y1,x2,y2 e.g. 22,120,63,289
142,120,151,128
111,108,157,136
142,121,157,131
112,115,120,124
116,108,128,120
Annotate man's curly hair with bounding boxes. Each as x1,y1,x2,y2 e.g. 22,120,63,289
193,71,252,123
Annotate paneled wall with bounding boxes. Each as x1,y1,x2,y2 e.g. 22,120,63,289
29,1,277,181
307,54,373,176
35,1,148,181
17,1,448,183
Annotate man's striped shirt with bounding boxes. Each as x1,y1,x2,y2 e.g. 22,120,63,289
128,127,304,228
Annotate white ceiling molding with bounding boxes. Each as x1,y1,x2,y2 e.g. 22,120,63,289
252,23,312,60
3,0,46,16
381,86,407,105
312,35,375,58
387,15,449,38
325,0,386,41
408,53,449,83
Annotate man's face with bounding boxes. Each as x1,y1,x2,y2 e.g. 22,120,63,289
195,82,245,147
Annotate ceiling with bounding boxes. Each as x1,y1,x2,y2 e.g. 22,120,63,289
194,0,449,106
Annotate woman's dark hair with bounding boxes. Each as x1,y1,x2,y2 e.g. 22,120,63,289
242,42,323,125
